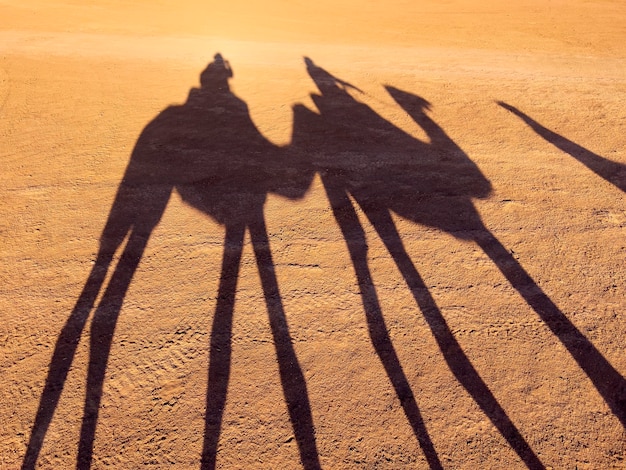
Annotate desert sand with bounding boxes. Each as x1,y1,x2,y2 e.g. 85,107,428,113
1,1,625,468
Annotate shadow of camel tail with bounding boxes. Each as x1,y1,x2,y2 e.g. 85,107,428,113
498,102,626,193
474,228,626,427
363,208,545,470
21,250,114,470
322,178,444,470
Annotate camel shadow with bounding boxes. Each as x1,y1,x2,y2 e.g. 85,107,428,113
498,101,626,193
22,54,320,470
293,58,625,468
23,55,625,470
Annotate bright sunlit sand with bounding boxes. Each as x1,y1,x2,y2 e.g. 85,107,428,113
2,1,625,468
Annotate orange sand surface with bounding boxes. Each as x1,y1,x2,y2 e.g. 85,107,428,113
1,1,625,468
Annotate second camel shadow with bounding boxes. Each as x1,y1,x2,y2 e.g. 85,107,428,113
292,58,626,469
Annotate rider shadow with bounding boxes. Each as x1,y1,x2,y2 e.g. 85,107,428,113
294,58,626,469
498,102,626,193
22,54,320,470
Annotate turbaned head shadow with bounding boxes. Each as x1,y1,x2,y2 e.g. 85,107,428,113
292,57,625,469
22,53,320,470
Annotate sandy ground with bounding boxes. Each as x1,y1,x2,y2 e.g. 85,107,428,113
1,1,625,468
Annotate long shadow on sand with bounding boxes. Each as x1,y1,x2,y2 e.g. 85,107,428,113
293,58,546,469
22,54,320,470
499,102,626,193
293,58,625,468
23,55,625,470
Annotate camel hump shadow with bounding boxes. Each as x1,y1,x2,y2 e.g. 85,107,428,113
119,55,314,229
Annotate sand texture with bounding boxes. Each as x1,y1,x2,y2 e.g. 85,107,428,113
1,1,625,468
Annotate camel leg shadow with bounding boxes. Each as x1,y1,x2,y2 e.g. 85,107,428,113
22,218,155,469
23,174,170,469
322,177,444,470
75,230,152,469
21,251,114,470
22,227,152,470
201,215,321,470
474,229,626,427
249,213,321,470
201,224,245,470
362,207,545,469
